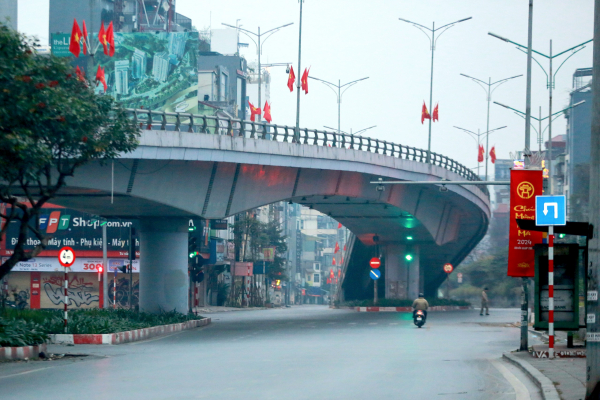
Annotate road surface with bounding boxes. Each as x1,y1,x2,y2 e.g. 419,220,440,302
0,306,541,399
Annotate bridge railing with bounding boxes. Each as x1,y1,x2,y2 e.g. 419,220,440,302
126,109,487,194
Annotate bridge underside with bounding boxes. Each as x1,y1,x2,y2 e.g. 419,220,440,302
44,131,489,310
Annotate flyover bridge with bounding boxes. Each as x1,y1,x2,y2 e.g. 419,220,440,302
52,110,491,312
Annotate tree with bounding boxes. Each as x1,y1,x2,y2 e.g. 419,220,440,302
0,25,139,280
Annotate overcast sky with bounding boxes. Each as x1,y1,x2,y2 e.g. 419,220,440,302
19,0,594,178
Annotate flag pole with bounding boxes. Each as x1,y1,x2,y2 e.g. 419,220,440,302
294,0,304,143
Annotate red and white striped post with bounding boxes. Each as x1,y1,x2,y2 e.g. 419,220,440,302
64,265,69,333
113,276,117,309
548,225,555,358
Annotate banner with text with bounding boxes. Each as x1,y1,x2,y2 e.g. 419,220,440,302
507,169,544,277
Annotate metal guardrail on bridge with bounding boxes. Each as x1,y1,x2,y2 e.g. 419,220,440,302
126,109,487,194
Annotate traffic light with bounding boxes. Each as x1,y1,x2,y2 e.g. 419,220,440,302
189,237,198,258
117,264,127,273
559,233,566,239
405,254,414,262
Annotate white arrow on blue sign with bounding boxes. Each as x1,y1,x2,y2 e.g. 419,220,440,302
370,269,381,280
535,195,566,226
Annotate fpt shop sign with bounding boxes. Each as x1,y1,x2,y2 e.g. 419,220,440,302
3,208,139,253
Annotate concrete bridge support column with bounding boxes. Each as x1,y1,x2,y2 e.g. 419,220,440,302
139,218,189,313
384,244,420,300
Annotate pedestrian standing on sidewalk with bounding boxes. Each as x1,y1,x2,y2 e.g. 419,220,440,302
480,287,489,316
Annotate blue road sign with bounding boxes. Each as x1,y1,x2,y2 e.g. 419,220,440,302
370,269,381,280
535,195,566,226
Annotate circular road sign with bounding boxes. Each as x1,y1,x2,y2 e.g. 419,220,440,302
370,269,381,280
369,257,381,269
58,246,76,268
443,263,453,274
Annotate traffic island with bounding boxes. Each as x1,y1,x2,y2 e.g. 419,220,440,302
50,317,211,345
0,344,47,361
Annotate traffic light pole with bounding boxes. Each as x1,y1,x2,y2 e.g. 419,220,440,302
102,223,108,309
129,227,134,310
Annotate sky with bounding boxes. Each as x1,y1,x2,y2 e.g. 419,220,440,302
18,0,595,179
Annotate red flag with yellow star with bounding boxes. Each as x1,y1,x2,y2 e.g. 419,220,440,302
106,22,115,57
81,20,88,55
433,103,439,122
421,102,431,124
478,144,484,163
490,146,497,164
96,65,107,92
69,19,82,57
248,100,261,122
98,22,108,55
287,66,295,92
263,101,272,123
301,68,309,94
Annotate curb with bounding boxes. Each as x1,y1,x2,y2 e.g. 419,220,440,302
356,306,471,312
503,352,561,400
0,344,47,361
49,317,211,345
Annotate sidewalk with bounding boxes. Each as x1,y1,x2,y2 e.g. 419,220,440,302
506,351,585,400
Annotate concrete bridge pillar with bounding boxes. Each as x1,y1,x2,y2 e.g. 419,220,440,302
384,244,420,300
139,218,189,313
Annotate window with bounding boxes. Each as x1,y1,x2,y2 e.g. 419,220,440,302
313,274,320,283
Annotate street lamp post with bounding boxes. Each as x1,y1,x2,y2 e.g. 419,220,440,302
310,76,369,137
222,22,293,121
489,33,592,193
460,74,522,180
398,16,472,163
453,126,507,177
323,125,377,137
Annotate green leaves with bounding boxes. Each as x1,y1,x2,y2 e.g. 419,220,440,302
0,23,140,186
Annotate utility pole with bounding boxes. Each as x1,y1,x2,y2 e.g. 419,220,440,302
586,0,600,396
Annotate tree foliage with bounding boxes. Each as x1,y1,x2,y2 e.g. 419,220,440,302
232,215,288,280
0,25,140,279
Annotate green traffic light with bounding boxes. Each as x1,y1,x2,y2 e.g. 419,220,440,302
558,233,566,239
406,236,413,241
189,226,196,232
405,254,413,262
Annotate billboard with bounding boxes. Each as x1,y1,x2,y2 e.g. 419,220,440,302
93,32,199,114
1,208,139,257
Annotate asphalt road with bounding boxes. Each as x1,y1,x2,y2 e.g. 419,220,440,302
0,306,542,400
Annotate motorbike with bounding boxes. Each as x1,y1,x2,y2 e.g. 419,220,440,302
414,310,426,328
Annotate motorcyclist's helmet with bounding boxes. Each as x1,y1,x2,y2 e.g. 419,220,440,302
419,293,424,298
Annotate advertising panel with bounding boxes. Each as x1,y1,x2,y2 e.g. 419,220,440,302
534,244,580,330
234,262,253,276
94,32,199,114
2,257,139,273
1,208,139,256
507,169,544,277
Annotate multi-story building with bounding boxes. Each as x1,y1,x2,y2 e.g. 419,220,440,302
0,0,18,30
114,59,129,95
131,48,147,80
197,54,247,119
168,32,187,58
152,51,169,82
564,68,592,216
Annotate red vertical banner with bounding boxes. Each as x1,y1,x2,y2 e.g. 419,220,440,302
507,169,544,277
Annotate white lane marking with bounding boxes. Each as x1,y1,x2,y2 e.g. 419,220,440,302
389,323,399,325
348,322,356,325
368,322,378,325
0,366,57,379
490,359,531,400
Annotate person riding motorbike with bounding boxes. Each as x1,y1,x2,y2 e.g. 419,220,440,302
412,293,429,319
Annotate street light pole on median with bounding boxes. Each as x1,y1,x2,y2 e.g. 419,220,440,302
460,73,522,180
222,22,293,121
310,76,369,137
398,16,472,163
453,126,507,178
489,31,591,192
294,0,305,143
